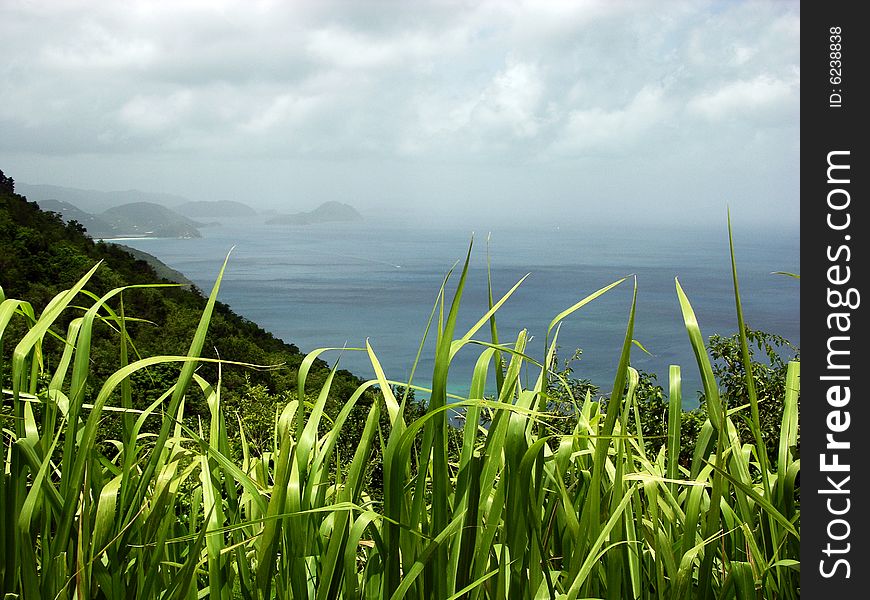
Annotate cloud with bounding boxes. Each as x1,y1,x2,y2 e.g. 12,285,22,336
687,74,799,121
470,59,546,139
40,23,157,71
305,27,444,71
555,86,673,155
118,91,195,134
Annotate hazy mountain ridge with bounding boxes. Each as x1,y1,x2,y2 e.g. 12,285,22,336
17,182,191,214
23,181,362,235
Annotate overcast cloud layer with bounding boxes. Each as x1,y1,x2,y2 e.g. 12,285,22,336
0,0,800,228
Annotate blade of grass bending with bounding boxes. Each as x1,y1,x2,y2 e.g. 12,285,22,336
449,272,529,360
16,424,63,535
675,278,722,431
675,278,729,600
445,566,501,600
46,318,83,422
546,277,627,339
705,461,799,540
10,261,101,394
367,340,402,427
0,298,34,342
294,345,364,432
0,298,34,421
674,529,729,600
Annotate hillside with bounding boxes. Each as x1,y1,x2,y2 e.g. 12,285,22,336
110,243,195,288
101,201,204,238
267,201,363,225
0,168,366,441
36,198,116,238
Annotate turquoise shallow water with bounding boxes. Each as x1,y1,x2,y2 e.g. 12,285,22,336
119,219,799,406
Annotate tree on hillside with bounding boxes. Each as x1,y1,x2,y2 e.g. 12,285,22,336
0,169,13,193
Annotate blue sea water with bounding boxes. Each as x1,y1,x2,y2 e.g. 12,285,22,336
119,218,799,406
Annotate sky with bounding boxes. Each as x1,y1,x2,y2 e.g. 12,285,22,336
0,0,800,229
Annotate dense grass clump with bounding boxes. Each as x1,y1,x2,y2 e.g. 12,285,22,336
1,225,799,599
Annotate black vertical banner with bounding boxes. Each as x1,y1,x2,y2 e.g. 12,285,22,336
802,2,867,597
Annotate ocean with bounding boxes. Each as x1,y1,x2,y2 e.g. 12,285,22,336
118,218,800,406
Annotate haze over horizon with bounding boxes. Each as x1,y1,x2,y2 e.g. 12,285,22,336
1,0,799,230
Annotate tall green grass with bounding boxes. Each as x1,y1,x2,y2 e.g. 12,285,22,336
0,228,799,599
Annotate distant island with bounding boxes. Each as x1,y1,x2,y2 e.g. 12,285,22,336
267,201,363,226
37,198,204,239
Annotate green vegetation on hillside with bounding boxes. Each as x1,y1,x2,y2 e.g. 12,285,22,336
109,244,196,288
32,199,116,238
